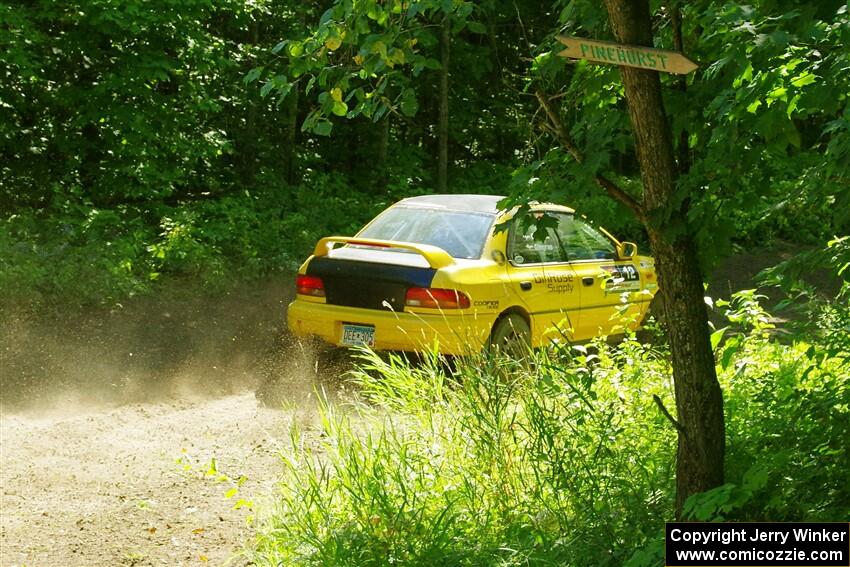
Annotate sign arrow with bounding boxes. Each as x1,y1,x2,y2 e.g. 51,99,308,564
557,35,698,75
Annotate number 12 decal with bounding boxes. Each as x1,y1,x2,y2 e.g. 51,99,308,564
602,264,640,282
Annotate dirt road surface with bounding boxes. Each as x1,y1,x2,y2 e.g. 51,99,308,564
0,279,334,566
1,393,295,566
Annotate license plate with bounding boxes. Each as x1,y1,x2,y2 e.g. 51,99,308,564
341,324,375,347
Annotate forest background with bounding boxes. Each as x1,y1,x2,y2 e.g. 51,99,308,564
1,1,849,565
2,0,847,307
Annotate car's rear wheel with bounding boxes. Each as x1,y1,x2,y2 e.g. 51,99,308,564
488,313,531,357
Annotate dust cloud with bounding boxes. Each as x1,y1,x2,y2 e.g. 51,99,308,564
0,277,354,566
0,277,346,416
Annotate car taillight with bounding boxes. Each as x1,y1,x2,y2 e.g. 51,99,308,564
405,288,470,309
296,274,325,297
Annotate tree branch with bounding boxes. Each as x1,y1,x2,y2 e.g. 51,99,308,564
653,394,687,437
534,89,645,222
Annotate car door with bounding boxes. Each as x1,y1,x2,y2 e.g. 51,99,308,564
555,216,643,339
505,212,580,345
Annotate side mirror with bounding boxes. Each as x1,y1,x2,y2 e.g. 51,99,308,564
491,250,506,265
617,241,638,260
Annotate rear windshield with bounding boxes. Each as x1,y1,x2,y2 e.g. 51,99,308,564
358,206,495,259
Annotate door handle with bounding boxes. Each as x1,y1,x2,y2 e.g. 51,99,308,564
520,281,532,291
582,276,594,287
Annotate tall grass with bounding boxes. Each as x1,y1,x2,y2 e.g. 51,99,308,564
251,290,849,566
252,337,678,566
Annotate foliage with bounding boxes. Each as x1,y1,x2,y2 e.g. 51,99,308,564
5,0,847,309
755,235,850,357
0,173,382,308
253,0,468,134
1,0,242,207
256,0,850,271
507,1,850,264
1,0,545,309
253,338,676,566
684,283,850,523
678,1,850,256
251,291,849,565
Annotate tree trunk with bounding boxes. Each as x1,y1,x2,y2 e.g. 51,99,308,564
603,0,725,516
437,15,450,193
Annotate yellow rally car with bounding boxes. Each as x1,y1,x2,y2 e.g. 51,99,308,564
287,195,658,355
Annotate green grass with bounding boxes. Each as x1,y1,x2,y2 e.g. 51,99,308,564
254,342,676,566
250,291,849,566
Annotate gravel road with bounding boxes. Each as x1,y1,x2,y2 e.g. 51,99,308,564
1,392,299,566
0,278,328,567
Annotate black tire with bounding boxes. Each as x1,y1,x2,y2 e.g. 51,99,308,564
488,313,531,357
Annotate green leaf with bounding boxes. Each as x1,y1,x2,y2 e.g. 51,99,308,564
260,80,275,98
721,338,740,370
467,21,487,34
766,86,787,102
313,121,333,136
331,100,348,116
786,93,801,117
791,72,816,88
733,63,753,88
370,40,387,57
288,41,304,57
275,83,293,105
399,89,418,117
244,67,263,85
366,5,382,21
710,327,727,351
319,8,334,25
742,465,770,491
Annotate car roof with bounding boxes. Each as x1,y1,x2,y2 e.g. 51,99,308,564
394,194,575,215
394,194,506,214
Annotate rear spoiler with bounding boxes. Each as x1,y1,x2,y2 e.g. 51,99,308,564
313,237,455,270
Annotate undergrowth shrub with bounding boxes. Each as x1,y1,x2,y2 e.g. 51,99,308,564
685,237,850,523
0,205,157,306
253,339,677,566
252,287,848,566
0,173,383,309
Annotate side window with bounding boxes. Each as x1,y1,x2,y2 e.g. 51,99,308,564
508,213,565,265
556,216,616,261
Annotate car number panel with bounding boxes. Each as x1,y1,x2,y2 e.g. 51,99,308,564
341,324,376,347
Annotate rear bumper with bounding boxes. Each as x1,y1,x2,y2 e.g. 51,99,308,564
287,299,495,355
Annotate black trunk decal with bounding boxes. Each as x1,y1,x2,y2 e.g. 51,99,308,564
307,257,436,311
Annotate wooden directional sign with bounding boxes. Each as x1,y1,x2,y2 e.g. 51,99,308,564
557,35,698,75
